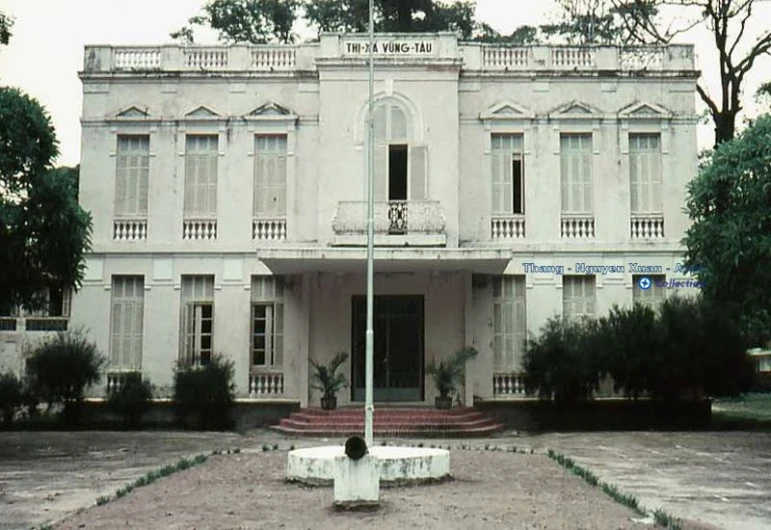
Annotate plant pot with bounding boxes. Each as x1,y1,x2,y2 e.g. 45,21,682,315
320,396,337,410
434,396,452,409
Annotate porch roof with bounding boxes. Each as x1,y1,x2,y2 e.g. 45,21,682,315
256,247,513,274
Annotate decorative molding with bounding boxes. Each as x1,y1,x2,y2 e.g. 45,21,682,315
548,100,603,120
243,101,298,126
480,100,535,121
617,100,673,120
184,105,224,121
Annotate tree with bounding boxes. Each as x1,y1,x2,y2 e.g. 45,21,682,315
0,87,92,311
0,12,12,45
174,0,516,44
541,0,624,44
171,0,302,44
683,113,771,346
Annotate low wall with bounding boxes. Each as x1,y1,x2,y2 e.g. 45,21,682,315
475,398,712,431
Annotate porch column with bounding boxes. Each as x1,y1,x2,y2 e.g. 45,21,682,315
463,270,474,406
299,272,313,407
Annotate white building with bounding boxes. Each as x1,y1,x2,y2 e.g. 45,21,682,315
1,33,700,407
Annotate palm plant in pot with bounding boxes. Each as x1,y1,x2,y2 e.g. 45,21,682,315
426,346,478,409
309,351,349,410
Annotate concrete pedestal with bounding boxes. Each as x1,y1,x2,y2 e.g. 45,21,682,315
333,454,381,507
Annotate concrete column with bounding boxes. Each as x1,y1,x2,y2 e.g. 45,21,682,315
299,272,313,407
463,270,474,406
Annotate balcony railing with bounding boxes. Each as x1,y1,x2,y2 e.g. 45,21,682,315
183,219,217,240
491,215,525,240
631,214,665,239
253,218,287,241
332,200,446,245
561,215,595,239
250,369,284,398
85,40,694,74
114,219,147,241
493,372,527,398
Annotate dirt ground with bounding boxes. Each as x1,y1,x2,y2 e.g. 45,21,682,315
54,450,663,530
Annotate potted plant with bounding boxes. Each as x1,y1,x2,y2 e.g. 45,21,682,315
309,352,349,410
426,346,478,409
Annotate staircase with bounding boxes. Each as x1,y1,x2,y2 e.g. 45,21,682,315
270,407,506,438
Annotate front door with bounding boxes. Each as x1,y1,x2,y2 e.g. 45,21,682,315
352,295,424,402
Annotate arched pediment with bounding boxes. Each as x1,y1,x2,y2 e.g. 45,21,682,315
354,92,423,144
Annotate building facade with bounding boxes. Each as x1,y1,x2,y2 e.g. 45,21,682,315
2,33,701,406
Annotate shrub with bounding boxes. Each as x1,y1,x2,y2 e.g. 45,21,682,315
426,346,478,398
173,354,235,430
107,373,153,428
600,304,660,399
25,330,105,425
0,371,23,426
523,317,603,406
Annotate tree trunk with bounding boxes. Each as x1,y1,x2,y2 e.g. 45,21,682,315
714,111,737,147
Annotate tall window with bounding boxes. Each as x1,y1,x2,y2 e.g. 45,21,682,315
254,135,287,218
251,276,284,368
560,134,593,214
370,98,427,202
563,276,596,319
180,275,214,366
115,136,149,218
110,276,144,371
184,135,218,218
491,134,525,215
629,134,662,214
633,274,666,309
492,276,527,371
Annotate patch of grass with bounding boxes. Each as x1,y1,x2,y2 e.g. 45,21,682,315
98,453,208,505
712,392,771,428
36,525,52,530
547,449,683,529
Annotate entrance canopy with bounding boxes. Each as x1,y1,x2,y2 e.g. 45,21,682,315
256,247,513,274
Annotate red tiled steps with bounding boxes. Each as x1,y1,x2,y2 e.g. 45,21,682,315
270,407,506,438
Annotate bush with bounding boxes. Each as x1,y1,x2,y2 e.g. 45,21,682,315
599,304,660,399
173,354,235,430
0,372,23,426
523,317,603,407
107,373,153,428
25,330,105,425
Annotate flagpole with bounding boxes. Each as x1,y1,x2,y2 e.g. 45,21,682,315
364,0,375,448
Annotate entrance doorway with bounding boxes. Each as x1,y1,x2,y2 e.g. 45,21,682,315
351,295,424,402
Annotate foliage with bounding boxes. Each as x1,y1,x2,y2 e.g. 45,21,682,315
309,351,349,399
652,297,752,401
0,12,12,45
25,330,105,425
0,371,23,426
0,86,92,311
523,317,603,406
173,0,533,44
541,0,625,44
107,373,153,428
524,297,752,405
683,114,771,346
598,304,660,399
105,454,208,504
426,346,478,398
173,354,235,430
172,0,301,44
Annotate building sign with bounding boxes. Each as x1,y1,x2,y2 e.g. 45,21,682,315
343,40,435,56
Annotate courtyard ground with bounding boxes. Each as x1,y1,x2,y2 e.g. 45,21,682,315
0,430,767,529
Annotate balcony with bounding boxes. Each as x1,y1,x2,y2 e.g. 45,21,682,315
631,214,665,239
331,200,446,247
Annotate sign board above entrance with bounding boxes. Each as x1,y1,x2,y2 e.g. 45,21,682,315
342,40,435,56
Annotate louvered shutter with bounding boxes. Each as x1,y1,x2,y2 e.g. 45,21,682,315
374,144,387,201
409,145,427,200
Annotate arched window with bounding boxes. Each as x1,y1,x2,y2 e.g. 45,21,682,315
366,97,427,205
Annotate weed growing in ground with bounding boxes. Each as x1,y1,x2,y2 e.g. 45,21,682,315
96,454,208,506
546,449,683,529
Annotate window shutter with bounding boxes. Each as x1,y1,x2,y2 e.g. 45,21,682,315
491,150,503,213
409,145,427,201
374,144,387,201
581,142,593,213
254,151,267,216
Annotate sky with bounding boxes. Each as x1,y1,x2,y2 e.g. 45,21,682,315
0,0,769,167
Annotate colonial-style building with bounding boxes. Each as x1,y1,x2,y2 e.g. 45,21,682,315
0,33,700,407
